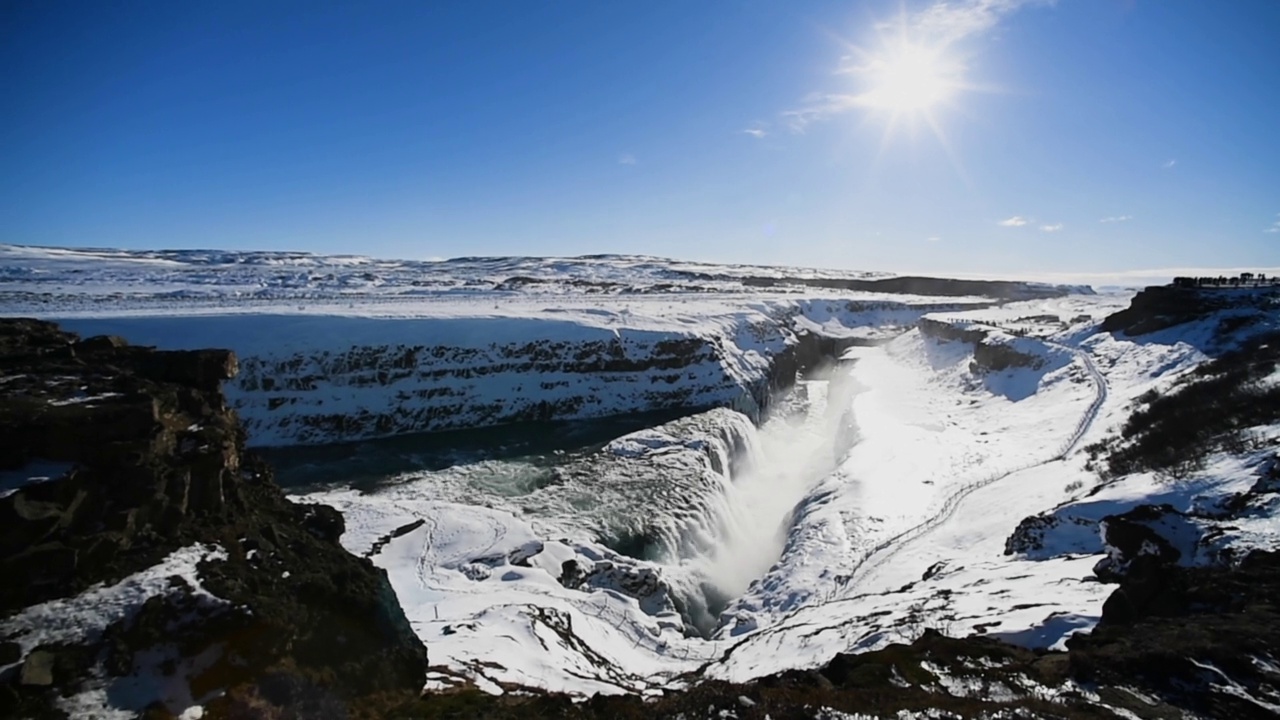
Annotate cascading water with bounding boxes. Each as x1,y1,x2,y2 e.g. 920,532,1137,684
265,365,863,638
638,368,864,635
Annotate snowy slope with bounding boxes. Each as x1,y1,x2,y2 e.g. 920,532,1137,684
7,245,1275,706
310,291,1278,697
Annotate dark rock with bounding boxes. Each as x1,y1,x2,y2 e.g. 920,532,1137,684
918,317,987,344
0,642,20,666
559,559,587,589
736,274,1077,299
972,338,1044,372
1092,504,1184,582
1101,284,1278,337
0,318,428,717
298,502,345,542
74,334,128,353
1070,551,1280,718
19,650,55,686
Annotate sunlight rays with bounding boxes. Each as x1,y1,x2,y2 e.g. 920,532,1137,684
857,42,960,113
833,11,992,183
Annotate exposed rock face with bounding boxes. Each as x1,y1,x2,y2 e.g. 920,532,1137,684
971,338,1045,373
234,331,772,446
918,317,1048,374
917,317,988,344
231,324,872,447
57,300,974,447
0,319,428,718
1069,550,1280,718
1102,284,1279,337
737,274,1084,299
1004,513,1079,556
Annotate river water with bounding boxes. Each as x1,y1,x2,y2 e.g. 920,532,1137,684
265,366,861,635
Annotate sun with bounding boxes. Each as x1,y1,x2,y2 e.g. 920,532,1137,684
858,42,960,114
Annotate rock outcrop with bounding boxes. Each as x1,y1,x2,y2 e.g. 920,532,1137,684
0,318,428,718
918,317,1051,374
1068,549,1280,718
1101,284,1279,337
737,274,1085,300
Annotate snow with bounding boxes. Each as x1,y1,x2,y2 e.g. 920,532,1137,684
5,245,1277,704
0,544,229,719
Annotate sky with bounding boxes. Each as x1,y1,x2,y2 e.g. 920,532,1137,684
2,0,1278,277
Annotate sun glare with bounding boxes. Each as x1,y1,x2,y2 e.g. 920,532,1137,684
860,43,958,113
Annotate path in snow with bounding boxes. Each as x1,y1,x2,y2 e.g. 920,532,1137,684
691,330,1111,682
846,330,1108,591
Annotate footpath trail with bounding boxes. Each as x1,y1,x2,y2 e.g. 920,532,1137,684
697,329,1110,677
846,328,1108,591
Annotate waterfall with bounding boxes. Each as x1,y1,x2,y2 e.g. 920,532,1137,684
645,372,863,636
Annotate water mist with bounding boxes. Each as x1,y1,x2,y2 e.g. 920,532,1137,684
661,367,863,635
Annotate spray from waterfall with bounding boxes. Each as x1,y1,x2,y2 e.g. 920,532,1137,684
654,368,863,636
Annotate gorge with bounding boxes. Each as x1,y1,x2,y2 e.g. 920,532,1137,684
2,246,1278,719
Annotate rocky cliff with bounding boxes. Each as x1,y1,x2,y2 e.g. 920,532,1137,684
736,274,1087,299
56,300,944,447
917,317,1051,373
0,319,428,718
1101,284,1279,337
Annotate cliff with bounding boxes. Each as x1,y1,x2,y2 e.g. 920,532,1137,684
56,299,953,447
917,317,1053,374
0,319,428,718
736,274,1087,299
1101,284,1279,338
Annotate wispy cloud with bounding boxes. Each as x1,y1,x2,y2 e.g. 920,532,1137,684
927,236,942,242
912,0,1040,44
782,94,861,133
998,215,1029,227
1163,159,1177,169
743,122,769,139
1266,214,1280,234
617,153,636,165
1040,223,1064,232
1100,215,1133,223
780,0,1046,132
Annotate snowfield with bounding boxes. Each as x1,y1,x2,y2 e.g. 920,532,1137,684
3,244,1277,702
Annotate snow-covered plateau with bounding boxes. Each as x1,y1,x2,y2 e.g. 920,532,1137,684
3,244,1279,718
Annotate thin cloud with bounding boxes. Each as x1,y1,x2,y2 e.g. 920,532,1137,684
743,122,769,139
998,216,1029,227
927,236,942,242
1266,214,1280,234
1100,215,1133,223
913,0,1041,45
617,153,637,165
782,94,861,133
781,0,1047,132
1163,159,1177,169
1040,223,1064,232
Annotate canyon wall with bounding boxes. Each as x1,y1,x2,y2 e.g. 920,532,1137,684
57,300,966,447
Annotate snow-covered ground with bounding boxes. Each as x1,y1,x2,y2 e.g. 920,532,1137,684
0,545,229,719
3,244,996,446
4,245,1277,702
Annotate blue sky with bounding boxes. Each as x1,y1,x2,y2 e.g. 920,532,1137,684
2,0,1278,276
